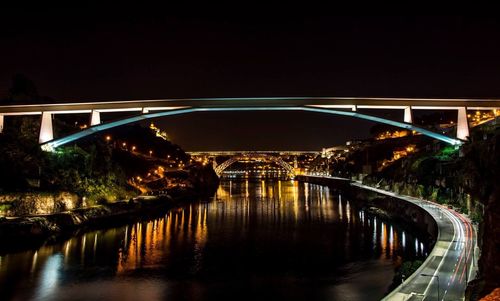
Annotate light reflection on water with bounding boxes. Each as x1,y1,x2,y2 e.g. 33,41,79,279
0,180,427,301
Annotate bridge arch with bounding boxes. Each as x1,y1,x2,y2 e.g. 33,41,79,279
214,154,295,177
41,106,463,151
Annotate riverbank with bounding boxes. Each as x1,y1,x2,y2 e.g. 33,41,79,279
0,183,218,254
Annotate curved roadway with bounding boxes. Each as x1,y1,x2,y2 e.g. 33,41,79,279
356,183,476,301
305,176,477,301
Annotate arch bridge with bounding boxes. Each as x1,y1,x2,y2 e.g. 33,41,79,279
0,97,499,151
212,153,296,177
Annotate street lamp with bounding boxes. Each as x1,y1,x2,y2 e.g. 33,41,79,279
421,274,439,301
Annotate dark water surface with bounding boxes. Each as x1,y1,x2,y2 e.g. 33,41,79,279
0,180,428,301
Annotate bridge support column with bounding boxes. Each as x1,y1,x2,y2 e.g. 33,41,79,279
457,107,469,140
90,110,101,126
39,112,54,144
404,106,413,123
0,115,4,133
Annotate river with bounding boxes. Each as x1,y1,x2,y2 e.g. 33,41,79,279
0,180,428,301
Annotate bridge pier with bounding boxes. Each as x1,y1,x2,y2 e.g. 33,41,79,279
90,110,101,126
404,106,413,123
39,112,54,144
0,115,4,133
457,107,470,140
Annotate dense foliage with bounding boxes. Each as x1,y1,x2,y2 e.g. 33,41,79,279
0,116,190,205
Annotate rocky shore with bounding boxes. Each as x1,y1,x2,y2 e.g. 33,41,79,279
0,169,219,254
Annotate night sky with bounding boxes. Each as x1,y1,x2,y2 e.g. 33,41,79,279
2,13,500,150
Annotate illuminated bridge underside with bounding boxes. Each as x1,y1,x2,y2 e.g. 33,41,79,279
214,155,295,177
39,106,464,151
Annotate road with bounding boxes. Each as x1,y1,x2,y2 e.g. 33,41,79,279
355,183,477,301
303,175,478,301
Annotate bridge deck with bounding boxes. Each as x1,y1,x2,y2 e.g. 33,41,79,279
1,97,499,114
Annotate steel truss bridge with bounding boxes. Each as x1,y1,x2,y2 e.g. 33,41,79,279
187,150,317,156
209,153,297,177
188,151,317,177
